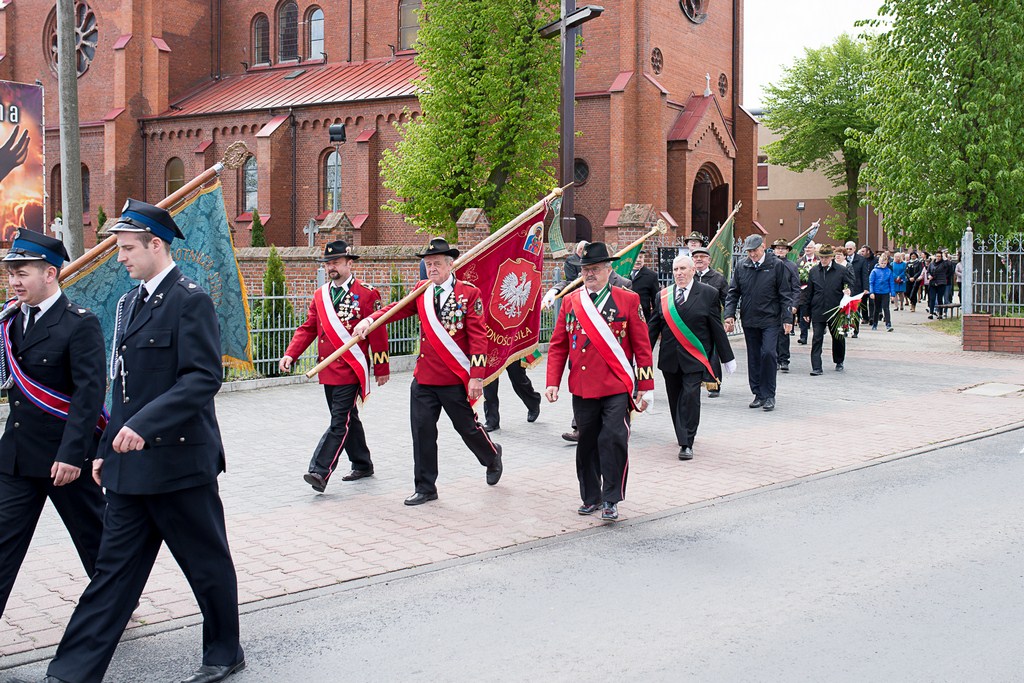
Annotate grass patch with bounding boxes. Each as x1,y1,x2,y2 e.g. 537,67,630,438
925,317,962,336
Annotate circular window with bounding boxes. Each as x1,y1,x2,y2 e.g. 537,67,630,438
718,73,728,98
573,159,590,187
651,48,663,75
44,2,98,78
680,0,708,24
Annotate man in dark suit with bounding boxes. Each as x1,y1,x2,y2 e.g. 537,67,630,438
629,251,660,319
483,358,541,432
771,239,801,373
648,254,735,460
690,246,728,398
803,244,855,375
47,200,244,683
0,230,106,617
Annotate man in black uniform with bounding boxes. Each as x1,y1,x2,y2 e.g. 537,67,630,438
771,239,801,373
0,230,106,617
629,251,660,319
690,246,728,398
804,244,855,375
47,200,244,683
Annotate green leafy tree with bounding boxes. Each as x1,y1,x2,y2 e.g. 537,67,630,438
761,34,875,242
251,245,295,376
250,209,267,247
380,0,561,239
95,205,107,230
861,1,1024,246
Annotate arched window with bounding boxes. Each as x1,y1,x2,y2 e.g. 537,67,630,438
81,164,90,214
253,14,270,65
398,0,420,51
278,1,299,62
323,149,341,212
243,156,258,212
307,7,324,60
165,157,185,197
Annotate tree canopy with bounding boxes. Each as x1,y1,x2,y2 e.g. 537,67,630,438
380,0,561,240
761,34,875,243
861,0,1024,247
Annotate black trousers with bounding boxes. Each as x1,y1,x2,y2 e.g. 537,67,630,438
310,383,372,481
870,294,892,327
743,325,779,400
483,362,541,428
798,309,810,341
777,313,793,364
0,471,105,615
572,393,631,505
48,483,242,683
410,380,499,495
662,369,704,448
810,321,846,371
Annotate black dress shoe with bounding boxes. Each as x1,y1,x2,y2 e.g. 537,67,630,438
835,363,844,371
483,423,499,432
851,332,859,338
707,390,720,398
779,363,789,373
762,397,776,411
601,502,619,521
486,444,503,485
404,492,438,506
678,446,694,460
44,676,71,683
797,337,807,345
748,397,764,408
303,472,327,492
180,660,246,683
341,469,374,481
526,406,540,422
577,503,600,515
810,369,823,376
561,430,579,442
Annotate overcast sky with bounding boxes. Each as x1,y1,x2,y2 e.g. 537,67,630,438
744,0,884,109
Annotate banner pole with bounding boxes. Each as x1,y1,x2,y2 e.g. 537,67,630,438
59,141,252,282
305,184,570,379
554,219,670,301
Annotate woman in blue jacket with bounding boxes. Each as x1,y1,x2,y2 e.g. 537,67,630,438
869,253,897,331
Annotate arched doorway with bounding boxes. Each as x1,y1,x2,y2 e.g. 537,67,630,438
690,163,729,239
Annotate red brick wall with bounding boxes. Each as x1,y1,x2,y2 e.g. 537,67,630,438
964,314,1024,354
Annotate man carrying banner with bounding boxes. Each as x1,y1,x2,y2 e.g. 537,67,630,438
545,242,654,522
280,240,390,492
48,199,244,683
354,237,502,506
691,245,729,398
0,230,106,617
648,254,735,460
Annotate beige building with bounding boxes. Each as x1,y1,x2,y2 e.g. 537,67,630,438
752,110,886,249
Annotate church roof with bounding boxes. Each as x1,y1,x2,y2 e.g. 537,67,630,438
152,57,421,119
667,93,737,157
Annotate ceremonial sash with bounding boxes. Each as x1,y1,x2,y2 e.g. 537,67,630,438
417,288,472,393
0,302,109,435
574,289,638,407
661,286,718,381
314,283,371,401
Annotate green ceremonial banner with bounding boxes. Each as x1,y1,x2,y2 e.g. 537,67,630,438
709,213,735,284
613,243,643,278
63,181,254,373
788,222,820,262
546,195,568,258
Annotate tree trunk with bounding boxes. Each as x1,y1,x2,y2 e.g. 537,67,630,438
57,0,85,259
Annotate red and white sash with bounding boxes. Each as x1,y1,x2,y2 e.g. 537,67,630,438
314,283,371,400
417,287,472,392
574,289,638,407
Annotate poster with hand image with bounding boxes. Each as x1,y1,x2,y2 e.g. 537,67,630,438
0,81,44,243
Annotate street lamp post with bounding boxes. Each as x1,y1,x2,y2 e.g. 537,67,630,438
796,201,805,235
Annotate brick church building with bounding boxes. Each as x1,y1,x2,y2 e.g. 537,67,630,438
1,0,757,250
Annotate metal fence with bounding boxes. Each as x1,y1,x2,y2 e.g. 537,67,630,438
235,276,558,381
961,230,1024,317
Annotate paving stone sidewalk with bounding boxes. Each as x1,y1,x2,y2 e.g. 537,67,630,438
3,307,1023,661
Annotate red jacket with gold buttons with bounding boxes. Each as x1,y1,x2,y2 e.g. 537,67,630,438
546,286,655,399
369,279,488,386
285,279,390,385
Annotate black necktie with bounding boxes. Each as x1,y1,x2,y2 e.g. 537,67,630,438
131,288,149,323
24,306,38,335
589,292,598,302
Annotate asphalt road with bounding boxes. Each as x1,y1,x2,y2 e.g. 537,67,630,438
6,428,1024,682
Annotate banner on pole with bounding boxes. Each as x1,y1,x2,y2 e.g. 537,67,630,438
709,213,735,284
0,81,44,243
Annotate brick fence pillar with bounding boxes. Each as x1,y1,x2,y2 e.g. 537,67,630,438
962,313,991,352
456,208,491,250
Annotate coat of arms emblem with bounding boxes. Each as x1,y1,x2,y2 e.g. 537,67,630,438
489,258,541,330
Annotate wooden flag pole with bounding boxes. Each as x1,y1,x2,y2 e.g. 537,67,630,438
553,219,670,300
705,201,742,252
305,184,570,379
59,141,252,282
788,219,821,249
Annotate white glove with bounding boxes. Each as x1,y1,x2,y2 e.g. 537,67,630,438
541,288,558,310
640,389,654,413
724,360,737,375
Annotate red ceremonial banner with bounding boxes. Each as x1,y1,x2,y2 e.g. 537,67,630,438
456,203,547,384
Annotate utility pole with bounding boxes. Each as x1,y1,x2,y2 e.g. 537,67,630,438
56,0,84,258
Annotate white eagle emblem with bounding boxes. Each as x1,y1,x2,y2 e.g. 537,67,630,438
498,272,532,319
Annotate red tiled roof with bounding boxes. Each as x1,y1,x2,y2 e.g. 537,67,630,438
152,57,421,119
668,94,713,142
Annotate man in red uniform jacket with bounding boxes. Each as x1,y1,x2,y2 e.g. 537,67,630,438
281,241,390,492
354,237,502,506
545,242,654,522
